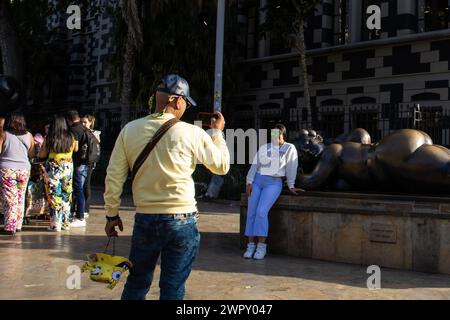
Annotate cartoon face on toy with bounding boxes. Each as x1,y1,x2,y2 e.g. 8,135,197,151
82,253,132,289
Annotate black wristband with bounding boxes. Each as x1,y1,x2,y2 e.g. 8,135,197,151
106,215,120,222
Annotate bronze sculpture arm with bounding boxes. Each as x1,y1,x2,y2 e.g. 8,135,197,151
297,144,343,190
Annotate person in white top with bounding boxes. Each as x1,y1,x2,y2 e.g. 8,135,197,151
243,124,303,260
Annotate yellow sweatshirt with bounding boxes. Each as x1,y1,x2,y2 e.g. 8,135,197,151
104,112,230,216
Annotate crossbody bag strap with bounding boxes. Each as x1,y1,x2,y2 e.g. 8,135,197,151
131,117,179,184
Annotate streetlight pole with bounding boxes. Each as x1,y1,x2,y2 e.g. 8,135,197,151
205,0,226,201
213,0,225,112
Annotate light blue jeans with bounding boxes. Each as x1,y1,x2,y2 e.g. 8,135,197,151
245,173,283,237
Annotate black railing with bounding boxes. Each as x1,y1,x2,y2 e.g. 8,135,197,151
289,103,450,147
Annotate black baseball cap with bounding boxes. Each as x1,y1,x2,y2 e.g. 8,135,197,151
156,74,197,107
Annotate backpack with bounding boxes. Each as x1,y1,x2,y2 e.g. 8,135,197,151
78,128,100,163
86,129,101,163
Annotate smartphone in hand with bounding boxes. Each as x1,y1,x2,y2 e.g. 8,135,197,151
197,112,219,128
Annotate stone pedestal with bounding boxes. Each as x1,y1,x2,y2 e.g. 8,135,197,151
240,192,450,274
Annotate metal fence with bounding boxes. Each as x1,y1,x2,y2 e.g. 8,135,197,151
77,102,450,150
291,103,450,146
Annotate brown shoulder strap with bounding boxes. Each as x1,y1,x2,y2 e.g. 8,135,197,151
131,118,179,184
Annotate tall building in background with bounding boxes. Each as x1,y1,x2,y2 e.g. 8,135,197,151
43,0,450,147
47,0,120,150
233,0,450,146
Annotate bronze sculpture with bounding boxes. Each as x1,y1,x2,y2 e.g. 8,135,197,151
295,128,450,195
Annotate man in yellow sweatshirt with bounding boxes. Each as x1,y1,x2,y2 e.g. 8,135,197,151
103,74,230,300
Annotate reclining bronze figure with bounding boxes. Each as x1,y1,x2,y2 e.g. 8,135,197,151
295,128,450,195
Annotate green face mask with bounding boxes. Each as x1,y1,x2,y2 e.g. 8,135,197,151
271,129,280,138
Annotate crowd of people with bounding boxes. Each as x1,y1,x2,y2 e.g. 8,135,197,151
0,110,101,235
1,73,302,300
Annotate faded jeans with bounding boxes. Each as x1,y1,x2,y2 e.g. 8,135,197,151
245,173,283,237
72,164,88,220
121,213,201,300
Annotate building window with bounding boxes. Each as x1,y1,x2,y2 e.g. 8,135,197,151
361,0,381,41
301,108,309,122
334,0,349,45
351,96,377,104
270,33,290,55
351,110,379,139
411,92,441,101
424,0,449,31
419,107,443,145
319,112,345,138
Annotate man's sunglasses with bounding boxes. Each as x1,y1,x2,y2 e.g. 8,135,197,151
162,93,192,109
173,95,192,109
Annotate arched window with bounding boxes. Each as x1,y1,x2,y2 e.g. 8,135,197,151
411,92,441,101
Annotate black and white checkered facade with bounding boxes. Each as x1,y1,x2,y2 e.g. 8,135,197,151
47,0,118,111
234,0,450,145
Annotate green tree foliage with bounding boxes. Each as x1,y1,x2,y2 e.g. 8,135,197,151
1,0,94,109
262,0,320,40
261,0,321,127
112,0,242,118
1,0,241,121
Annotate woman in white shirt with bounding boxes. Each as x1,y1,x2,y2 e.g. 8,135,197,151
244,124,302,260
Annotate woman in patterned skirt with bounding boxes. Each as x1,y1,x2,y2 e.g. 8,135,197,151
39,116,78,231
0,113,35,235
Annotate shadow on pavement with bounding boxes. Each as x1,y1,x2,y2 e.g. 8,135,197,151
1,231,450,290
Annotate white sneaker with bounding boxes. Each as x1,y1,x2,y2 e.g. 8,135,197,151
243,242,256,259
253,243,267,260
84,212,89,218
70,219,86,228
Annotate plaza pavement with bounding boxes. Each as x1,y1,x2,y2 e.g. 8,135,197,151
1,190,450,300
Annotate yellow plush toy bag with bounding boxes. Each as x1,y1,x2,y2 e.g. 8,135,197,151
81,237,132,289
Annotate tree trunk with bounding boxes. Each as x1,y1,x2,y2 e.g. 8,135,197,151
120,30,135,128
297,20,311,128
0,0,22,84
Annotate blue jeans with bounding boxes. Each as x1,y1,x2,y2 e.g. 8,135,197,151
121,213,201,300
245,173,283,237
73,164,88,220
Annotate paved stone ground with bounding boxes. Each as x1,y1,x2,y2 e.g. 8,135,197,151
1,190,450,300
